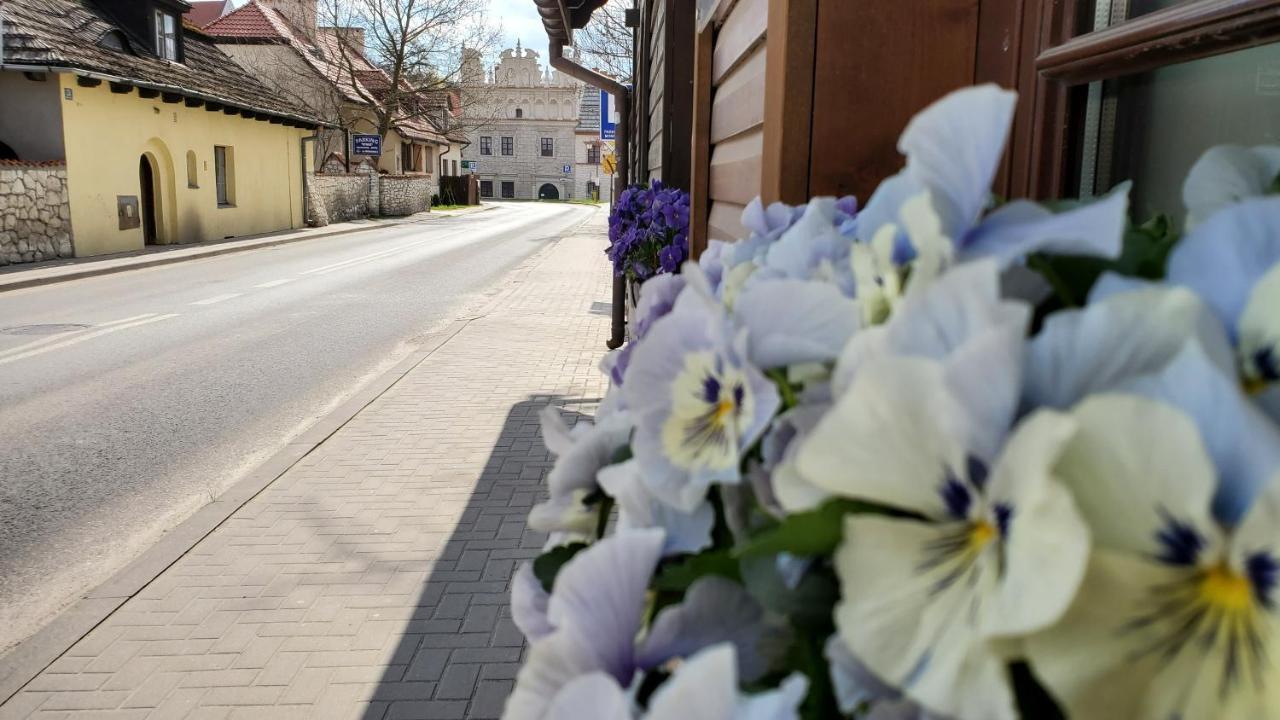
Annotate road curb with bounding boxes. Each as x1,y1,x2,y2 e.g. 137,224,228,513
0,202,591,706
0,205,498,295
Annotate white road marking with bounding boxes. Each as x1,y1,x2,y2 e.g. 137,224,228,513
190,293,243,306
0,313,179,366
0,314,159,361
254,279,294,289
301,238,434,276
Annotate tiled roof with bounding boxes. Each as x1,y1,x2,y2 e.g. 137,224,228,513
202,1,293,39
183,0,233,29
0,0,324,126
205,1,447,144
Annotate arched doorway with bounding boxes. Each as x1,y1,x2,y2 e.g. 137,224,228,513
538,183,560,200
0,141,17,161
139,155,159,245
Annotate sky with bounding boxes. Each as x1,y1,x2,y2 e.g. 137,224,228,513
228,0,556,69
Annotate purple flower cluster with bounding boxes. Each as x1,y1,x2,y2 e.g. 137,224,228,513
607,180,691,282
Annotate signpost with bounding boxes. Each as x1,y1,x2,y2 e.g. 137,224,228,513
351,134,382,156
461,160,477,171
600,89,618,141
563,164,572,174
601,154,616,175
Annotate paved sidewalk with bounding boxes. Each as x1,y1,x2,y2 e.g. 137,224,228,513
0,204,495,293
0,208,612,719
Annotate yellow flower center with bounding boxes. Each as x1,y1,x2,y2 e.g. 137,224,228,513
968,520,996,552
713,399,735,422
1243,375,1271,396
1199,565,1253,612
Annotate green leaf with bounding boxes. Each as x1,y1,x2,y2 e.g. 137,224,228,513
610,444,633,465
739,555,838,631
735,499,890,559
532,542,589,593
651,548,741,592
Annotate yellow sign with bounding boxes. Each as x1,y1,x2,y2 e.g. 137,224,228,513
601,153,617,175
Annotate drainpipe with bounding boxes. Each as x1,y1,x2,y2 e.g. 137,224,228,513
302,134,318,226
548,40,629,350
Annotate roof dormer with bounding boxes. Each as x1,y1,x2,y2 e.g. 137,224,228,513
93,0,191,63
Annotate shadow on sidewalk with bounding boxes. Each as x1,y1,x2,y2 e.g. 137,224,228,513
361,393,598,720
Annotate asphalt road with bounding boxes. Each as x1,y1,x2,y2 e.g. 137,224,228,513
0,201,597,653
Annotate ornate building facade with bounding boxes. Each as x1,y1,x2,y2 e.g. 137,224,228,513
459,44,584,201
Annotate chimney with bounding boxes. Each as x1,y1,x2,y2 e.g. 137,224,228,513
333,26,365,55
260,0,316,38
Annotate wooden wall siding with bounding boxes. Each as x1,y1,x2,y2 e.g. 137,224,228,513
647,0,667,180
713,0,769,81
807,0,981,200
710,48,767,144
705,0,767,244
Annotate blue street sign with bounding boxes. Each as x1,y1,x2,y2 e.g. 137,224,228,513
600,89,617,141
352,134,382,156
563,164,571,174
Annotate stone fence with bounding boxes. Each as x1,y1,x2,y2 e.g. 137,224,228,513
0,160,73,266
379,175,433,217
305,172,433,227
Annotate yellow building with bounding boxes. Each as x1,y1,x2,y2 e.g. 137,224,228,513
0,0,323,262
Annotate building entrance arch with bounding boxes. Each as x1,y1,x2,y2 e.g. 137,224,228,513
538,183,560,200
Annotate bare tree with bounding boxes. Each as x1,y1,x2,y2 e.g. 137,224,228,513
572,2,631,82
318,0,504,144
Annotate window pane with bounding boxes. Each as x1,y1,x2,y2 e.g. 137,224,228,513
1077,42,1280,221
214,147,229,205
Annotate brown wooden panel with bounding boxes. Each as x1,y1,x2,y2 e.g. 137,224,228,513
762,0,817,204
713,0,768,84
808,0,981,200
709,128,764,205
690,24,715,258
708,200,748,242
661,0,697,192
710,46,766,144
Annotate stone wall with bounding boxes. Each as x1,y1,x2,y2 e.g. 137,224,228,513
0,161,73,265
379,175,433,217
307,173,373,227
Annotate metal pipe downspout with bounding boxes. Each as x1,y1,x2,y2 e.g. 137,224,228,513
548,40,630,350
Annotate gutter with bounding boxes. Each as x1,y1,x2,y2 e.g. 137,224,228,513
548,39,630,350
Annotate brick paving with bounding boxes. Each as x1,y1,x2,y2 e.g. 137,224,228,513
0,208,612,719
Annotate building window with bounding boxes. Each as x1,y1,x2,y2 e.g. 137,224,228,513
400,142,412,172
541,138,553,157
452,159,458,175
587,144,600,165
501,137,513,156
1010,0,1280,212
154,10,178,61
515,108,523,118
480,180,494,198
186,150,198,188
501,181,515,198
480,136,492,155
214,145,234,207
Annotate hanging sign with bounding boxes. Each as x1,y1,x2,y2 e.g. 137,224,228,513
351,134,382,156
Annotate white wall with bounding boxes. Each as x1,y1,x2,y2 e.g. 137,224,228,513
0,71,66,161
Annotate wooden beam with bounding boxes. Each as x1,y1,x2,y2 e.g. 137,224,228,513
184,97,204,108
138,87,160,99
688,23,714,260
761,0,817,205
76,76,102,87
223,106,240,115
239,108,255,118
109,81,133,94
161,92,183,104
269,116,285,124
